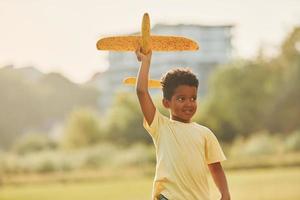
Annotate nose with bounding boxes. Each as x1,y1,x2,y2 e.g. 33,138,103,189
185,99,196,107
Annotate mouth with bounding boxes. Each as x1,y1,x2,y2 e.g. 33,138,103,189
182,109,194,115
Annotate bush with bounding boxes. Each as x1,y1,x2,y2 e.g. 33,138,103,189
62,108,103,149
111,143,155,168
36,159,56,173
284,130,300,152
105,92,152,145
230,130,280,157
11,132,57,155
0,143,156,175
80,144,118,168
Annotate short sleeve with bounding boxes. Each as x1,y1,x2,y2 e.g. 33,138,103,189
205,128,227,164
143,108,165,141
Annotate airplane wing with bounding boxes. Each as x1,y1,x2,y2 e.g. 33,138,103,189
97,36,199,51
151,35,199,51
97,36,140,51
123,77,162,88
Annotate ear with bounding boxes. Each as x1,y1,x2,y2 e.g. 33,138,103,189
162,98,170,108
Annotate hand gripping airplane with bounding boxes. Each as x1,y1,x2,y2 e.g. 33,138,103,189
96,13,199,88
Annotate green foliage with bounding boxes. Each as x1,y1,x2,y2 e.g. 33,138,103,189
0,143,155,175
80,144,118,168
284,130,300,152
111,143,156,167
105,92,152,145
62,108,103,149
0,68,42,149
38,73,99,120
265,27,300,133
0,150,78,174
196,60,277,141
1,26,300,153
230,130,280,157
266,79,300,133
229,129,300,158
196,26,300,141
0,67,99,149
11,132,57,155
280,27,300,63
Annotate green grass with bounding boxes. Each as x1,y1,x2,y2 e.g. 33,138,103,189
0,178,152,200
210,167,300,200
1,167,300,200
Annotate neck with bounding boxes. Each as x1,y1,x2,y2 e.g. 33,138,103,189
171,115,191,123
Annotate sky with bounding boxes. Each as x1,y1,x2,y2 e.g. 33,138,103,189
0,0,299,83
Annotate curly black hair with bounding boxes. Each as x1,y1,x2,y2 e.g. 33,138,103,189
160,68,199,100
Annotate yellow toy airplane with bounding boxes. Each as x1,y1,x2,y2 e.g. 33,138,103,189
96,13,199,88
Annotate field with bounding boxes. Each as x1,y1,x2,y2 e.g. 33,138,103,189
0,167,299,200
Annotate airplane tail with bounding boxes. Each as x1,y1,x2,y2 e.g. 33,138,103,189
123,77,162,88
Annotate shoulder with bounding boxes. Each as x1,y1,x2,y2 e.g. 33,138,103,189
148,108,171,128
191,123,214,137
192,122,211,132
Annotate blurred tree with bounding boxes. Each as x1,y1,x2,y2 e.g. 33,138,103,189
266,27,300,132
38,73,99,120
284,130,300,152
62,108,103,149
196,27,300,141
0,67,41,149
0,67,100,149
195,60,278,141
105,92,152,145
11,132,57,155
280,27,300,63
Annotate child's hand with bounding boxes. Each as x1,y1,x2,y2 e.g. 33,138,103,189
220,194,231,200
135,44,152,63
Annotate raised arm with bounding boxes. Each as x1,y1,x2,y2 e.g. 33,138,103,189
135,45,156,125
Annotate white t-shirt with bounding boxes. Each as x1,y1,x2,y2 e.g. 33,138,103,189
143,109,226,200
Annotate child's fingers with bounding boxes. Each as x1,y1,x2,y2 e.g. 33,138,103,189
135,43,150,62
135,45,142,62
136,46,144,55
135,51,139,59
136,51,142,61
139,46,144,54
136,43,141,53
136,53,141,62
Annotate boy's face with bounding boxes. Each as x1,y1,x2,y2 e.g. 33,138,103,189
163,85,198,123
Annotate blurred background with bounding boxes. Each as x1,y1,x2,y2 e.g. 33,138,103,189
0,0,300,199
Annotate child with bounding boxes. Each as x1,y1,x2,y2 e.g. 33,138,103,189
135,46,230,200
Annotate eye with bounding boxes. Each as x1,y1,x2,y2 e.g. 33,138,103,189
191,97,197,102
177,97,185,102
